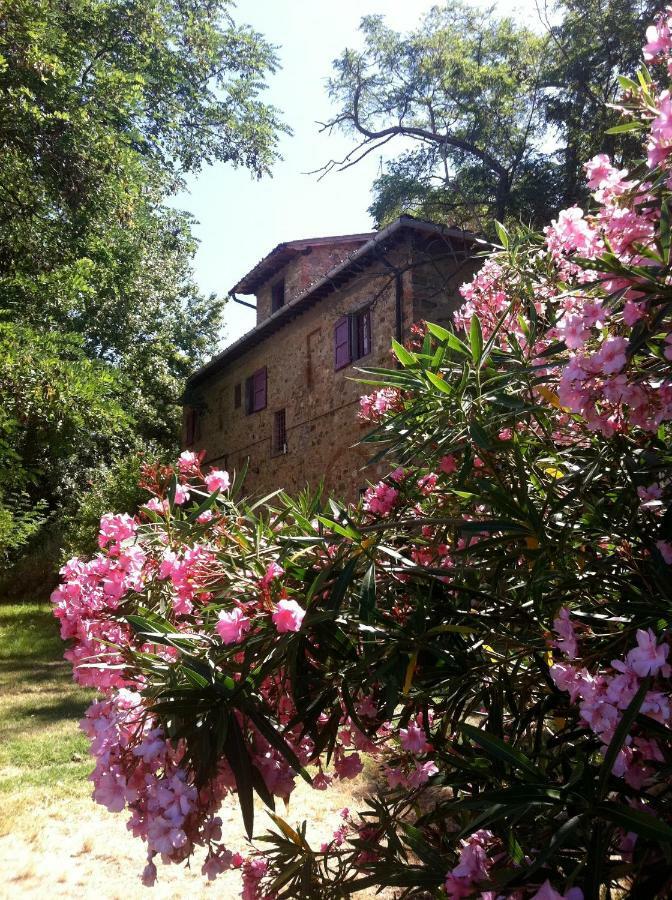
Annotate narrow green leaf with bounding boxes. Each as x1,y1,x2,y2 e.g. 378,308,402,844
392,339,417,367
605,121,642,134
426,370,452,394
461,723,544,781
470,315,483,364
595,802,672,842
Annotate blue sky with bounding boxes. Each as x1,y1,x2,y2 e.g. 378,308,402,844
175,0,542,349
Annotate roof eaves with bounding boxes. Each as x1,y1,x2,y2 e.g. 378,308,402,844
188,217,483,388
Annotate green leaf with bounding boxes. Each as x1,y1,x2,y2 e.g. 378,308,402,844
605,120,642,134
461,723,544,781
595,802,672,843
470,315,483,364
494,221,509,248
358,562,376,622
426,370,452,394
392,339,417,367
222,714,255,839
317,515,361,540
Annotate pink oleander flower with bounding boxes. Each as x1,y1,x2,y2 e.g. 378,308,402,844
417,472,438,496
272,598,305,633
531,880,584,900
363,481,399,517
205,469,230,493
440,455,458,474
626,628,669,677
98,513,136,550
216,607,251,645
407,759,439,788
596,337,628,375
177,450,199,473
141,860,157,887
173,483,190,506
143,497,169,514
656,539,672,563
359,388,400,421
644,14,672,61
260,562,284,590
552,607,579,659
444,829,494,900
335,752,363,780
399,718,432,754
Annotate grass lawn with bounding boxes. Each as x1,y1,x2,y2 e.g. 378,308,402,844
0,602,95,836
0,603,392,899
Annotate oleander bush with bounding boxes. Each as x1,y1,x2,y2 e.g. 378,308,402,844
52,9,672,898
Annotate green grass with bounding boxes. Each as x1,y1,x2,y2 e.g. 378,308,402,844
0,603,95,833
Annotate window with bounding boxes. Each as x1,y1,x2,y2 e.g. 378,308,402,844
245,367,267,414
271,278,285,313
334,307,372,370
272,409,287,455
234,383,241,409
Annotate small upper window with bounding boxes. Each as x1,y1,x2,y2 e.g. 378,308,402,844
245,367,267,414
334,307,372,370
271,278,285,313
272,409,287,456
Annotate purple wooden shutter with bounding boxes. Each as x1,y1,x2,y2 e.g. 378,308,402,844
253,367,267,411
334,316,350,370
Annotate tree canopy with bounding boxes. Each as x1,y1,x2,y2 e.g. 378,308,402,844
0,0,285,571
324,0,659,232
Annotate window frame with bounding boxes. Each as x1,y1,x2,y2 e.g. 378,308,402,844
271,408,287,456
334,305,373,371
245,367,267,415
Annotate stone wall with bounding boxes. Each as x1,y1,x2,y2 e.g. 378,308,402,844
186,233,478,501
254,239,370,324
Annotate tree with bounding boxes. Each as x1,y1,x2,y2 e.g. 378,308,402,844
323,3,552,230
540,0,660,206
325,1,660,232
0,0,285,573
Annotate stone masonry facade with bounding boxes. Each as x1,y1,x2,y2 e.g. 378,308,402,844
183,216,481,501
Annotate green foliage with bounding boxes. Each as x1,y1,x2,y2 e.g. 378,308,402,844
60,449,157,559
329,0,658,231
328,2,549,227
0,0,285,573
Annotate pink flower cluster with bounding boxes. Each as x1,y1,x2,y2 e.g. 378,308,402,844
444,829,495,899
81,689,234,880
363,480,399,517
359,387,401,422
51,547,144,688
551,612,670,788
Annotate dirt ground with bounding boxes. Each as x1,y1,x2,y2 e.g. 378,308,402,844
0,775,383,899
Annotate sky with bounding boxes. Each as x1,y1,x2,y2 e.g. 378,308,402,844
174,0,544,349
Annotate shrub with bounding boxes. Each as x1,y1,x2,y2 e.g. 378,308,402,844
52,10,672,898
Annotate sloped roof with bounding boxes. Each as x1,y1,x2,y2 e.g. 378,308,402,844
232,232,374,295
187,215,481,390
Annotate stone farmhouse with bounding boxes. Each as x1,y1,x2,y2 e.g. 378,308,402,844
183,215,480,499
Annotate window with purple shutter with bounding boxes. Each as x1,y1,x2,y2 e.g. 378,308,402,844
334,316,351,370
246,367,267,414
